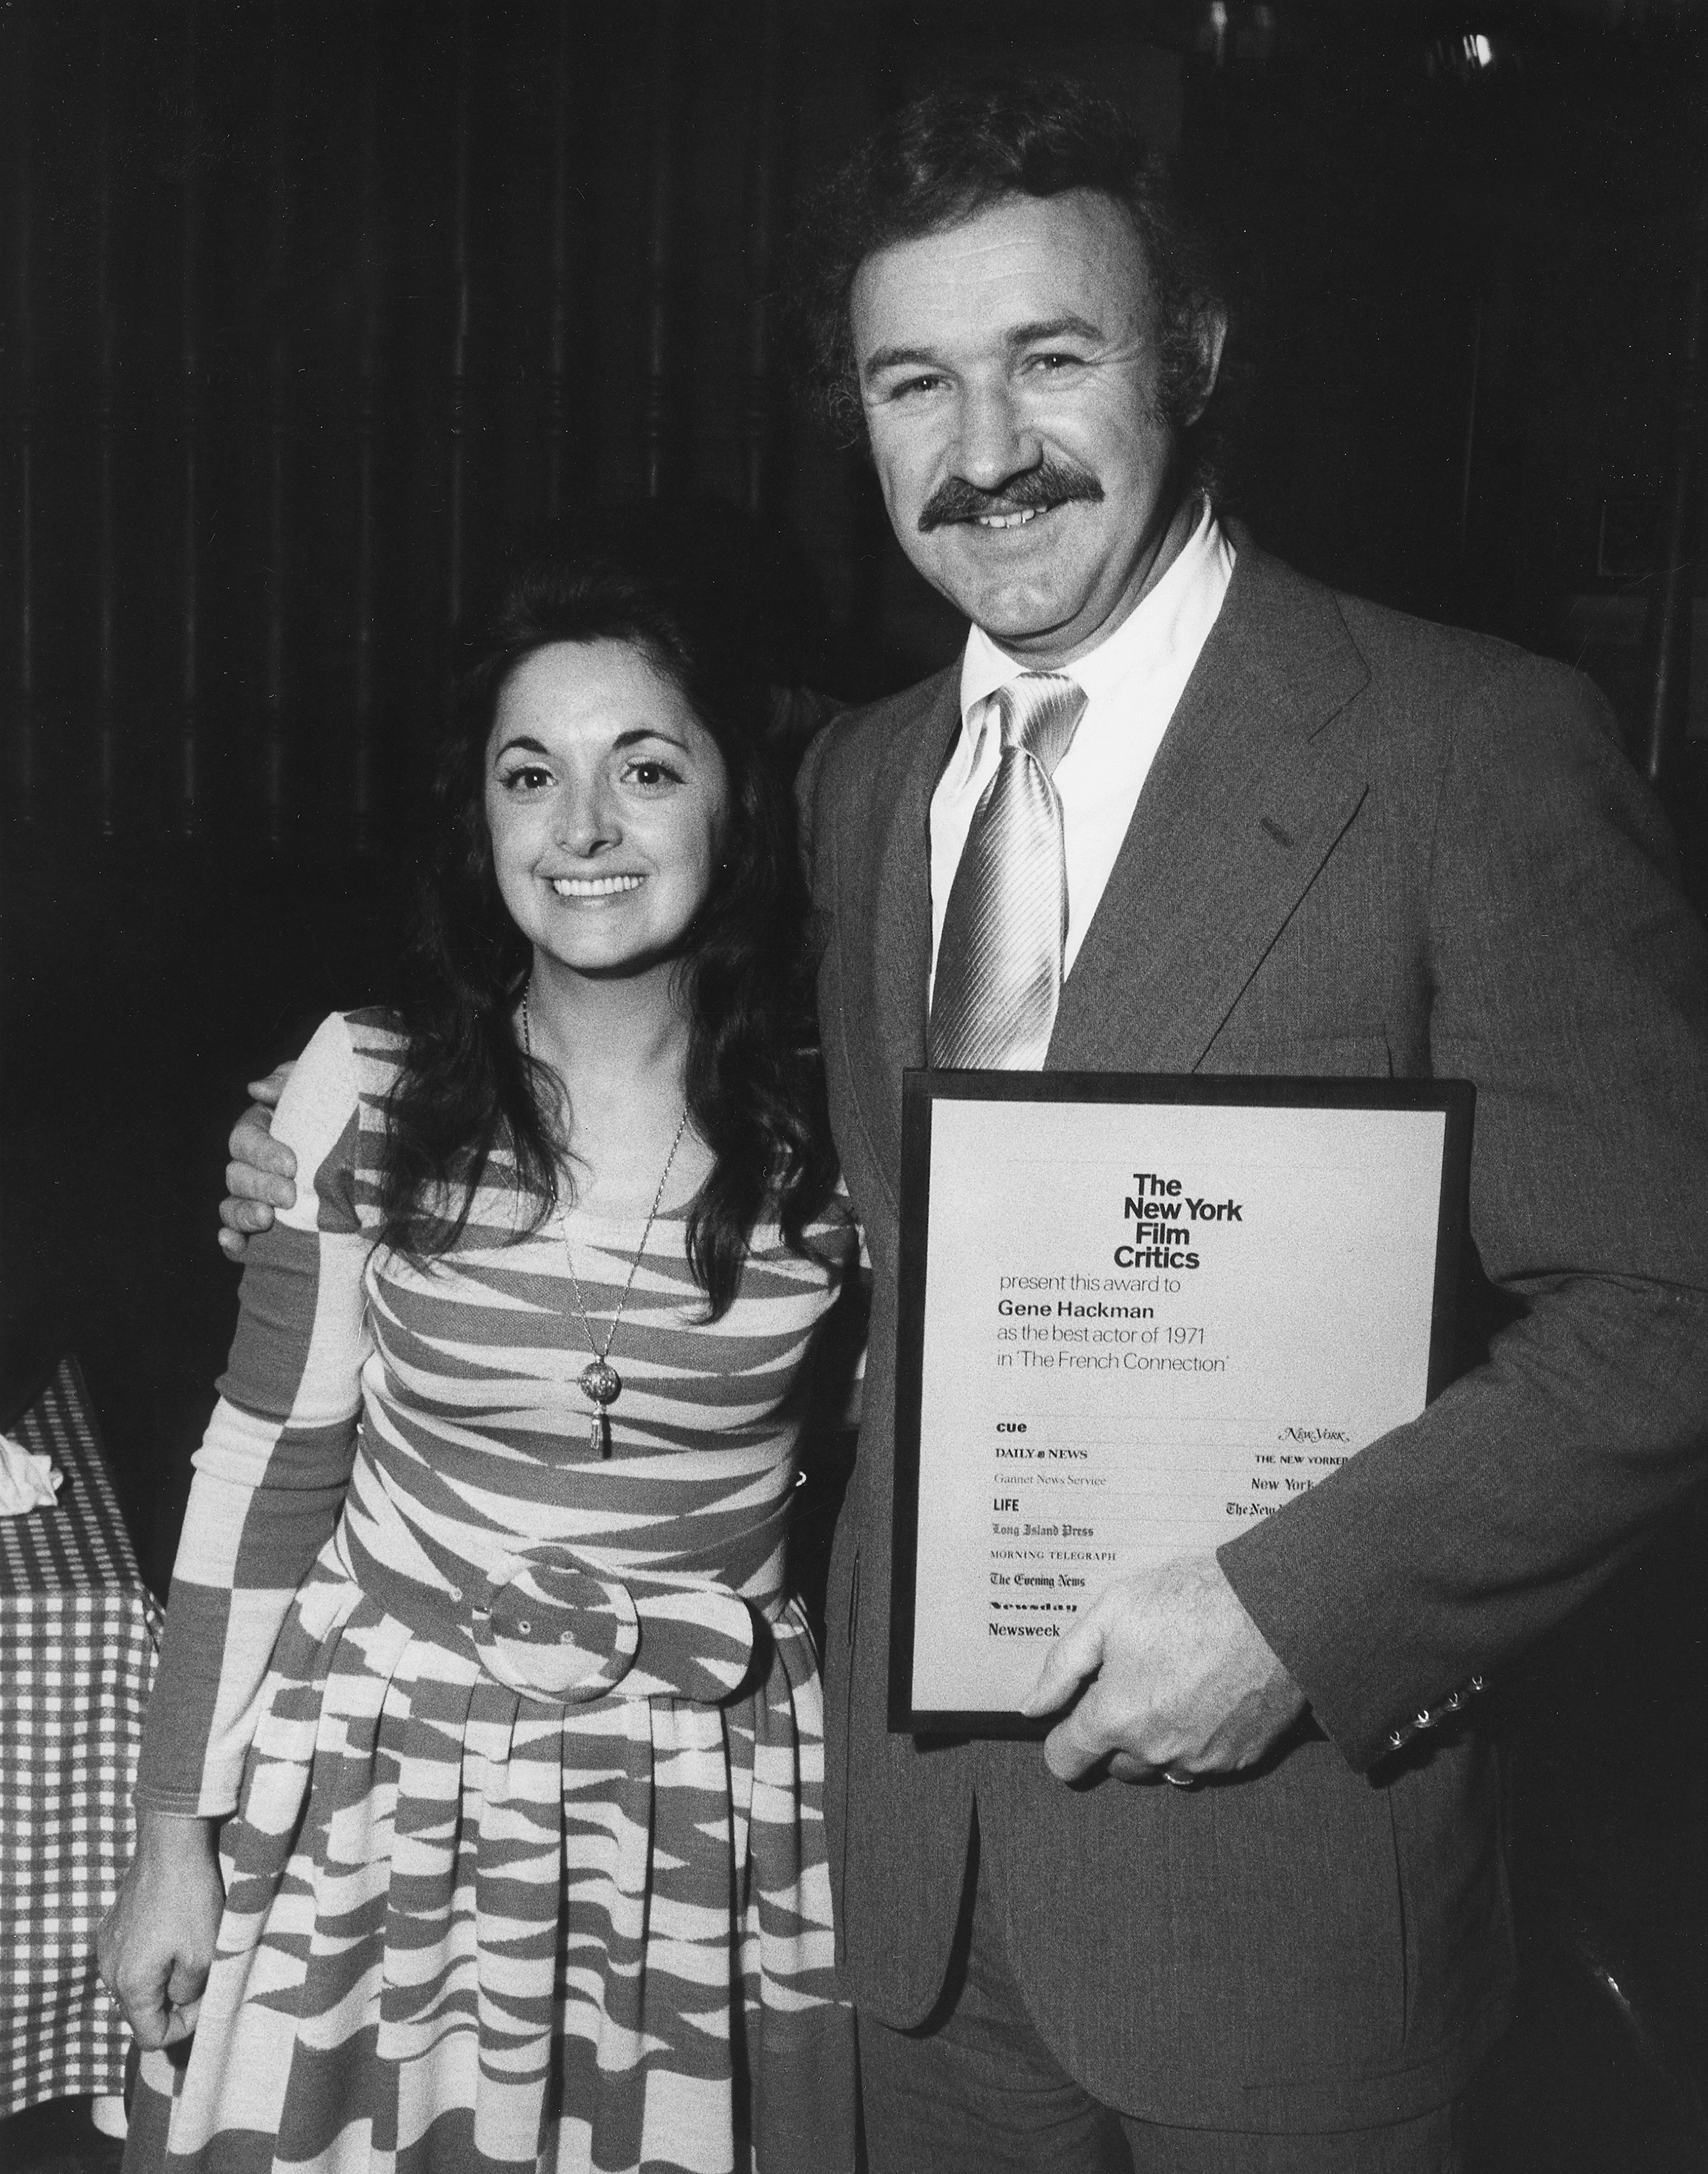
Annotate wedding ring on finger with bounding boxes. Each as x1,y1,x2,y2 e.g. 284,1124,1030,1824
1162,1769,1199,1789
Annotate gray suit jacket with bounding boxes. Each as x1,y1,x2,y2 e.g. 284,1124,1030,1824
796,537,1708,2131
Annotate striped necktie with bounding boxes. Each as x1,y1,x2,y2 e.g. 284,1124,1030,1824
928,673,1088,1069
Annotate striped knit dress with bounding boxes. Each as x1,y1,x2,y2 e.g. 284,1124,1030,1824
127,1010,860,2174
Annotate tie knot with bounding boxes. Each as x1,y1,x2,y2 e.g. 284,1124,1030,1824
992,674,1086,779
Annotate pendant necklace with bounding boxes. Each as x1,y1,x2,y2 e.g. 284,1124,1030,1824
523,988,690,1458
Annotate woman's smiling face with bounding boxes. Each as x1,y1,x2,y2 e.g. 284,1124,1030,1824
484,638,730,984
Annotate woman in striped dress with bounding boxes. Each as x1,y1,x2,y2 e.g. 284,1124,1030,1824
99,529,860,2174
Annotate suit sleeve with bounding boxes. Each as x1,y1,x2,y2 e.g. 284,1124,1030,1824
794,707,833,883
134,1012,375,1816
1219,656,1708,1770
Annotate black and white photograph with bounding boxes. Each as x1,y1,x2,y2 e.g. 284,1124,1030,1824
2,4,1706,2170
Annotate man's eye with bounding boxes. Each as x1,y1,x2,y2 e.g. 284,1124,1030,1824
885,373,944,400
1028,351,1085,373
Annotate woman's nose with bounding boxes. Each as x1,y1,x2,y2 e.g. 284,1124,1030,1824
553,776,619,855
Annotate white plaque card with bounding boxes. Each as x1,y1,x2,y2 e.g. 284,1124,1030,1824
890,1071,1473,1734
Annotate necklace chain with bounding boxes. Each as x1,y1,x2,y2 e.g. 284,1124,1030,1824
521,987,690,1455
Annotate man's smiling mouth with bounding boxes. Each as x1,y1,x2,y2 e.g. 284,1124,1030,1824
549,875,644,898
918,459,1102,533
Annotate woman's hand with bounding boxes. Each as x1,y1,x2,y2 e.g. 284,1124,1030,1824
97,1810,225,2050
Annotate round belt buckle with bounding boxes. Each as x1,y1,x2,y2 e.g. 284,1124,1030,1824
472,1552,639,1704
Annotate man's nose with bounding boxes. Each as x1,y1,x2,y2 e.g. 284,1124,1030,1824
951,379,1039,493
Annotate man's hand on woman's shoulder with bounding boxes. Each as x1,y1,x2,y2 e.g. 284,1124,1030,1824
217,1063,300,1262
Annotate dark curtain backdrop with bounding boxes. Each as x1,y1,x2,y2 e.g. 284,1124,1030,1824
4,4,1707,2145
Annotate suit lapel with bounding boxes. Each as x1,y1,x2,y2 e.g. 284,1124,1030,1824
832,545,1372,1180
839,669,961,1212
1052,543,1371,1074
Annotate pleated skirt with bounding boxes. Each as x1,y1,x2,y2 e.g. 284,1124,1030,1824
124,1565,856,2174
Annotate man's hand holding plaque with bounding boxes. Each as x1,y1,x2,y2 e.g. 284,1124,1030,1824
1021,1552,1306,1784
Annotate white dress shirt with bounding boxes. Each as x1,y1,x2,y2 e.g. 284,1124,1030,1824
927,502,1236,995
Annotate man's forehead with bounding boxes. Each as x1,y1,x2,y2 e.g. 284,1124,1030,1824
850,189,1152,360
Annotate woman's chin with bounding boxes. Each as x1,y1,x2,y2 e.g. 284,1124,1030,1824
531,935,690,988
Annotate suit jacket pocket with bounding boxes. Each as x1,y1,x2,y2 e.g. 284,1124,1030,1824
995,1733,1411,2109
1200,1028,1394,1079
1205,1743,1409,2084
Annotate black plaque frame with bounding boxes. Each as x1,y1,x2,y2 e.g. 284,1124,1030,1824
889,1068,1476,1736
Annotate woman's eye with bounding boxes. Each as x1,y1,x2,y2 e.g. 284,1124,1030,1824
624,758,681,789
501,764,553,793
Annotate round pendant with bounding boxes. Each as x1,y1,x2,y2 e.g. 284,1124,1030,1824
580,1359,622,1409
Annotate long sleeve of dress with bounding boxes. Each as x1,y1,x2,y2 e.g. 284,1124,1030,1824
134,1014,375,1816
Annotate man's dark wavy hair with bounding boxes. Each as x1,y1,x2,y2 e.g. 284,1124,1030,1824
789,76,1227,482
378,504,836,1320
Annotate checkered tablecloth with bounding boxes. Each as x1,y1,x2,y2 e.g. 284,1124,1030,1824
1,1355,162,2117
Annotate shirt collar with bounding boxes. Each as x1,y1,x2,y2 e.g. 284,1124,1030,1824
951,498,1229,779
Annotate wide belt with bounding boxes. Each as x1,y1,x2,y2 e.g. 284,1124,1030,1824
347,1528,777,1708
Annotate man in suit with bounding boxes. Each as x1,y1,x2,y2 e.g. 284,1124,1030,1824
780,78,1708,2173
223,79,1708,2173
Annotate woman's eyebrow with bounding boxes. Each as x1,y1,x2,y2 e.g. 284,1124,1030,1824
492,727,694,762
612,728,693,753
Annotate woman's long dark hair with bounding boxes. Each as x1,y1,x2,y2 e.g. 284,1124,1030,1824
378,504,837,1319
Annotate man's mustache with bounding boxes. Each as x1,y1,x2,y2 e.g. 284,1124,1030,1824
918,460,1104,533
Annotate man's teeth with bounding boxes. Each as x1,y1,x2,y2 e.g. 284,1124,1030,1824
975,507,1044,529
550,875,643,897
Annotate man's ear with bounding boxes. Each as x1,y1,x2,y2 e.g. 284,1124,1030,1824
1187,306,1229,426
